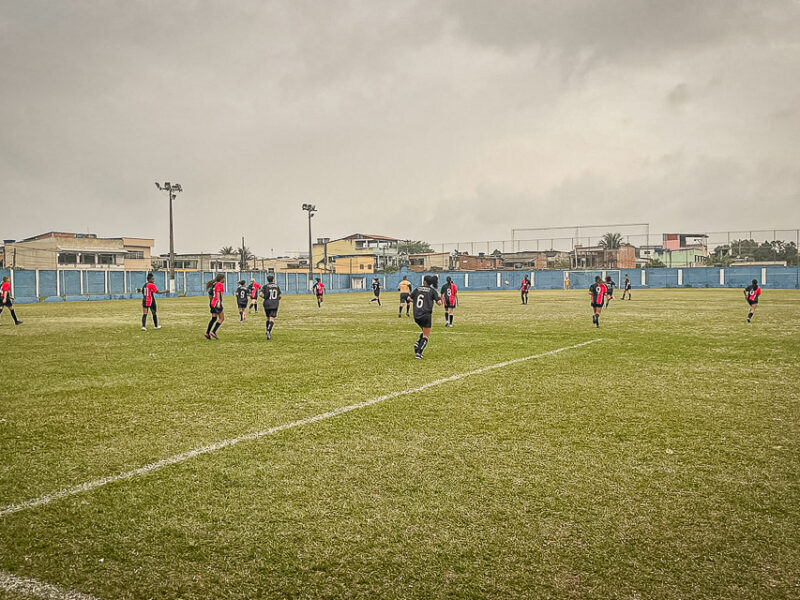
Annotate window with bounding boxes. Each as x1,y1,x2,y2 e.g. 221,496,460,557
98,254,116,265
58,253,77,264
80,254,96,264
128,251,144,260
359,264,365,270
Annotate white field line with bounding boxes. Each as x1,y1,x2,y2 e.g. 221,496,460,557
0,570,100,600
1,339,600,519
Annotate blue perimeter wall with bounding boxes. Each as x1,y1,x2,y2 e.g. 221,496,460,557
1,266,798,303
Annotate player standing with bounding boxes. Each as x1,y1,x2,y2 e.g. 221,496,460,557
205,274,226,339
397,275,412,317
440,276,457,327
621,274,632,300
370,278,382,306
313,277,325,307
520,275,530,305
235,280,249,322
140,273,166,330
410,275,442,359
744,279,761,322
589,276,607,328
0,276,22,325
247,279,261,313
260,274,282,339
604,275,616,307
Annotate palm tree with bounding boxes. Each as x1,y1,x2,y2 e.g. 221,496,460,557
219,246,234,256
599,232,623,249
237,245,253,270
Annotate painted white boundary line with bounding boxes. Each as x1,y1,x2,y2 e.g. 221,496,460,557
1,339,600,519
0,570,100,600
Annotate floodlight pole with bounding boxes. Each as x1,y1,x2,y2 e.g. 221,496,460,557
155,181,182,292
302,203,317,290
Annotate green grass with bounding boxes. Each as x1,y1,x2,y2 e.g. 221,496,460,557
1,290,798,599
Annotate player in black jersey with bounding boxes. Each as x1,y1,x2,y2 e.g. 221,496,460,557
621,274,632,300
235,280,249,322
604,275,616,307
370,278,382,306
259,275,282,339
410,275,442,359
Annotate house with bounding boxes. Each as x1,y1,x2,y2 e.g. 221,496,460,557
638,234,708,267
312,234,402,273
572,244,636,269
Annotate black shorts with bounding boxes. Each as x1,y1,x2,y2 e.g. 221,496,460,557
373,290,380,297
414,314,432,329
2,299,12,307
237,302,248,309
591,302,603,309
400,293,410,303
142,301,157,310
210,304,224,314
264,308,278,318
747,299,758,306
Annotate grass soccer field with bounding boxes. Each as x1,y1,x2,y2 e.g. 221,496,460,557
1,289,798,599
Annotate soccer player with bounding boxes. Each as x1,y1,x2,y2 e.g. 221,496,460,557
744,279,761,322
313,277,325,307
140,273,166,330
205,274,225,339
247,279,261,313
520,275,530,305
589,275,607,328
440,276,457,327
604,275,616,308
410,275,442,359
622,274,632,300
235,280,249,322
397,275,412,317
370,278,382,306
0,276,22,325
260,274,282,339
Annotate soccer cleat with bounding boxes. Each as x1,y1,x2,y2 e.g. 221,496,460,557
210,331,218,340
154,325,161,329
415,353,424,360
14,321,22,325
141,326,146,331
204,332,211,339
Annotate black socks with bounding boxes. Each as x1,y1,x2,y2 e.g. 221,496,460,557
207,317,217,333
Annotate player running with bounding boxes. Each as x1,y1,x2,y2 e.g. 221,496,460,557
247,279,261,314
140,273,166,330
0,276,22,325
589,276,607,328
370,278,382,306
205,274,225,339
744,279,761,323
520,275,531,305
397,275,412,317
260,274,282,339
235,280,249,322
410,275,442,359
440,276,457,327
313,277,325,308
621,274,632,300
604,275,616,307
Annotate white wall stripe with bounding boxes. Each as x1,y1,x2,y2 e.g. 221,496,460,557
0,570,100,600
0,339,600,519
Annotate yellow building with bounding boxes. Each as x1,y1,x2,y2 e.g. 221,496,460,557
312,233,401,274
2,232,154,270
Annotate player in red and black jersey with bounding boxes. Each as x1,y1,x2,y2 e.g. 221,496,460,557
313,278,325,308
440,276,457,327
744,279,761,323
247,279,261,313
140,273,166,330
410,275,442,359
589,276,607,328
205,274,226,339
0,276,22,325
520,275,530,305
260,275,282,339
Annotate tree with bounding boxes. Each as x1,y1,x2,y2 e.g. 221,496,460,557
599,232,623,249
647,258,666,268
237,245,253,270
401,240,433,255
219,246,234,256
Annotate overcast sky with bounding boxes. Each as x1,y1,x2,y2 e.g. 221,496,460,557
2,0,799,255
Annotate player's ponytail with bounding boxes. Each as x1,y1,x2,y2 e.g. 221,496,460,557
206,278,215,290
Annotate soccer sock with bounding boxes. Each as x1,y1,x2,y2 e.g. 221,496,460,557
399,307,403,316
207,317,217,333
153,312,159,327
415,333,424,353
142,314,147,327
267,320,274,332
212,321,221,333
418,336,428,354
377,298,381,306
592,314,597,324
748,312,753,320
449,314,453,325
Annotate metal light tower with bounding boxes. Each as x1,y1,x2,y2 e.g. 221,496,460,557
302,203,317,288
155,181,182,292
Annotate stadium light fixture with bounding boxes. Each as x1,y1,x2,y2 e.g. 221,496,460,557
302,204,317,286
155,181,182,292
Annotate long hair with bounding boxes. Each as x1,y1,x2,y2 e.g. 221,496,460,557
206,273,224,290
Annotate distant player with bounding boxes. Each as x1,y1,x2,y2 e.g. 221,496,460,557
520,275,530,305
397,275,412,317
410,275,442,359
313,278,325,308
604,275,616,307
247,279,261,313
370,278,382,306
260,274,282,339
235,280,249,322
589,275,607,328
140,273,166,330
440,276,457,327
205,274,225,339
0,276,22,325
621,274,632,300
744,279,761,323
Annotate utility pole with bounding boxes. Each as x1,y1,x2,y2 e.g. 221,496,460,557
155,181,182,292
302,204,317,289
